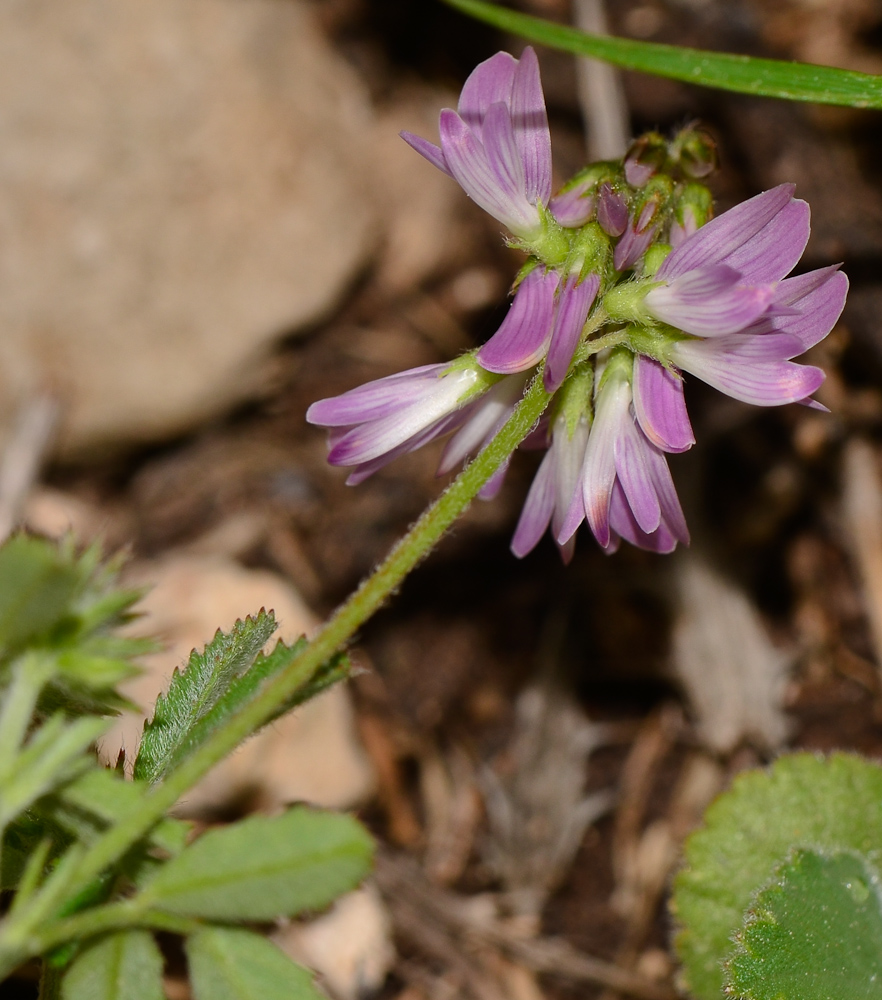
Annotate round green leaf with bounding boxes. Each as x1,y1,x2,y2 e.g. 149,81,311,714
672,753,882,1000
727,849,882,1000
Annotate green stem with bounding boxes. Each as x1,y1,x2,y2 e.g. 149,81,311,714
35,902,198,955
0,327,620,975
0,370,555,978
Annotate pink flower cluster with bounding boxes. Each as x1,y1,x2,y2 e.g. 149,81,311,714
308,49,847,559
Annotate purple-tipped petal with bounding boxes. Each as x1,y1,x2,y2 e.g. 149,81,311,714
645,265,776,336
761,268,848,351
613,411,662,534
632,355,695,453
658,184,795,280
478,268,558,373
439,109,540,235
577,378,631,547
550,187,595,227
307,364,446,427
597,184,628,237
511,451,555,558
670,339,826,406
551,416,590,541
544,273,600,392
718,198,809,283
614,224,657,272
327,370,475,466
482,101,527,209
399,131,452,177
608,481,680,553
511,47,552,205
458,51,518,140
344,411,465,485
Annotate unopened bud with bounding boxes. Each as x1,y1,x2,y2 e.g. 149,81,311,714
624,132,667,187
597,183,629,237
672,127,718,179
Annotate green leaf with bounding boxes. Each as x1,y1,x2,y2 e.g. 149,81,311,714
186,927,322,1000
0,535,80,658
54,768,190,856
61,930,164,1000
442,0,882,109
133,610,278,784
138,806,373,921
0,715,108,827
727,849,882,1000
672,753,882,1000
173,637,351,766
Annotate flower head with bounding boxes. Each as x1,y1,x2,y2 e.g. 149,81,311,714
310,51,847,563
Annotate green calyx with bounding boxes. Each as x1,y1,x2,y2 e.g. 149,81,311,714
443,352,504,402
553,363,595,436
518,204,571,269
675,182,714,230
602,279,658,325
596,344,634,393
626,323,693,366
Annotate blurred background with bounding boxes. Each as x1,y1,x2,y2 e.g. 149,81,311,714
5,1,882,997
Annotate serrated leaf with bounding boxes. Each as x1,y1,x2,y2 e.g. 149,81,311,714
133,611,278,784
0,715,108,827
61,930,164,1000
186,927,322,1000
443,0,882,109
0,535,80,658
171,637,350,768
138,806,373,920
672,752,882,1000
727,849,882,1000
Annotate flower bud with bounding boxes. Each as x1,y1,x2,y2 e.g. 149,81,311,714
596,183,629,237
624,132,667,187
672,127,717,179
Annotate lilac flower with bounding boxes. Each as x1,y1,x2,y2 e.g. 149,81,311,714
307,361,534,489
306,363,482,485
401,48,551,238
558,350,689,554
637,185,847,406
511,371,592,563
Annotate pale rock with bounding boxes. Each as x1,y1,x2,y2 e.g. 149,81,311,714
100,554,375,812
0,0,377,455
274,884,396,1000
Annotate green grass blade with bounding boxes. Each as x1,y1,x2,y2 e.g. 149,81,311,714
442,0,882,109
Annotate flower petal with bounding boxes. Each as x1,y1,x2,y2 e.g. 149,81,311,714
399,131,452,177
645,264,776,336
439,110,539,235
544,273,600,392
510,46,551,205
549,186,595,227
717,198,809,283
306,364,447,426
437,374,527,473
608,481,680,553
632,355,695,453
572,377,630,547
511,451,555,558
327,371,474,465
481,102,527,212
670,340,826,405
344,411,465,485
458,51,518,141
614,411,662,534
478,268,558,373
657,184,795,279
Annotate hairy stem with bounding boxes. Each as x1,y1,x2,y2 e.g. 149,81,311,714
0,370,553,976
